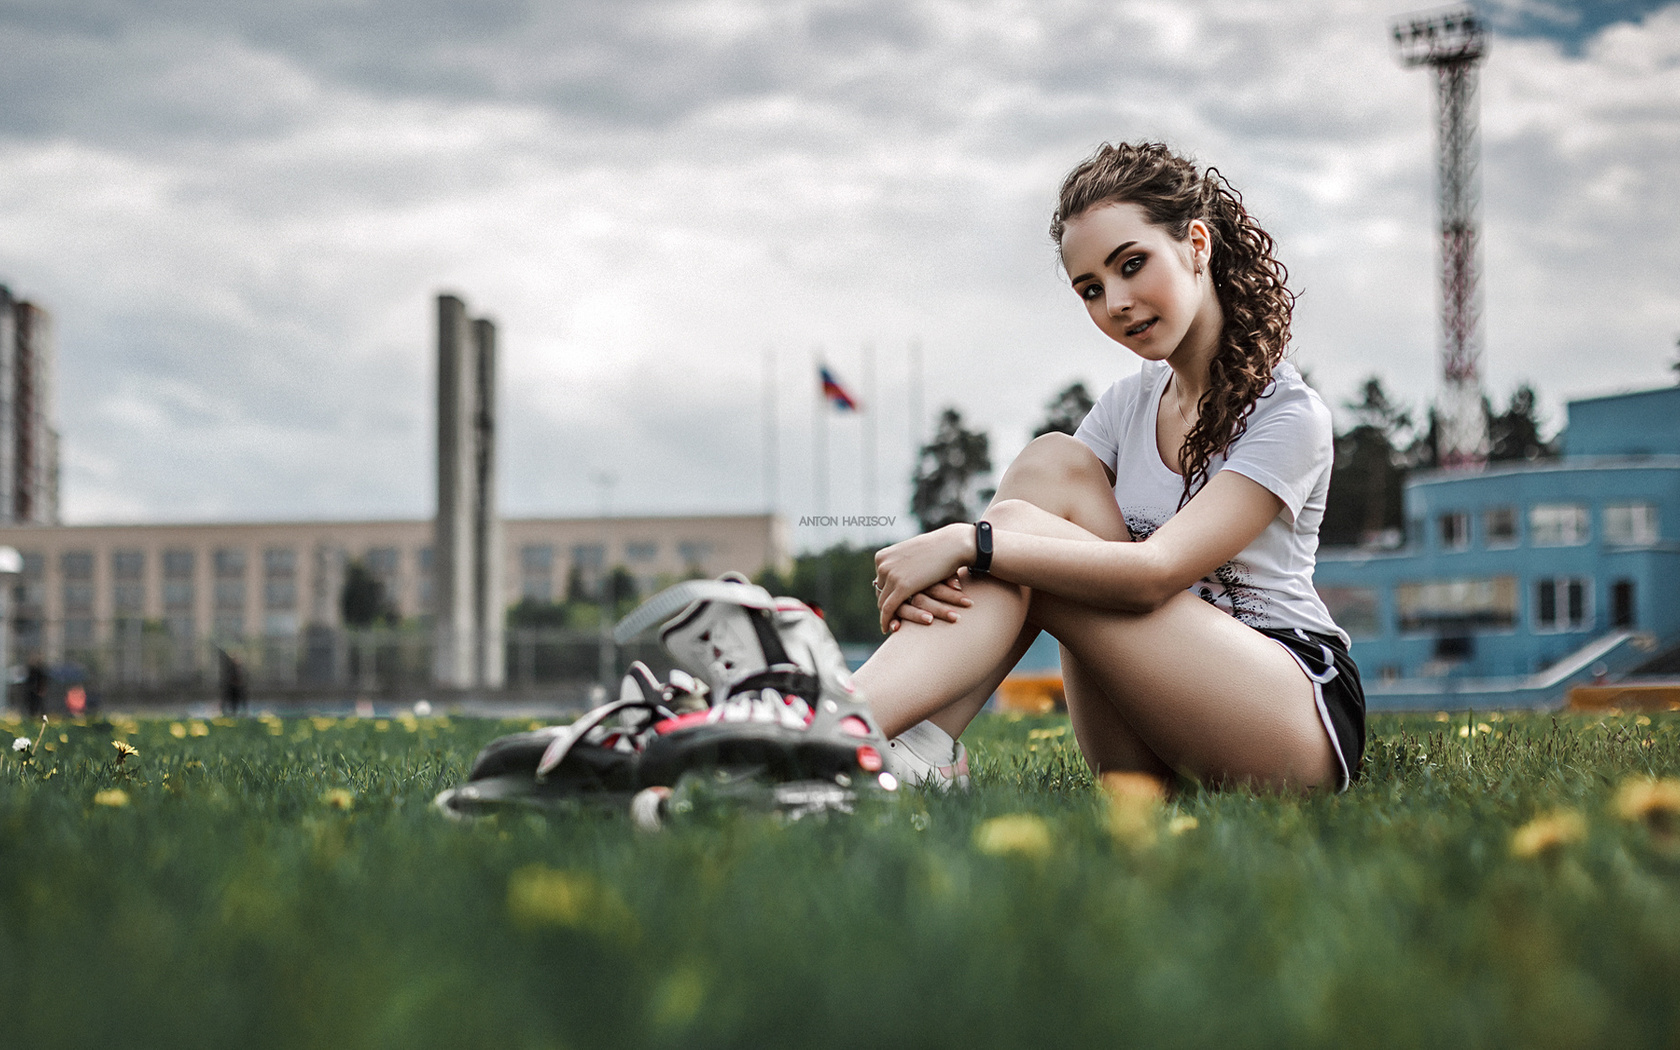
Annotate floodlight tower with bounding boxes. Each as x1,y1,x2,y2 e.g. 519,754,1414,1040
1393,6,1489,469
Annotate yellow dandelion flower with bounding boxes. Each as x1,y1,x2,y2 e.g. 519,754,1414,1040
1167,815,1199,836
1635,714,1652,727
1103,771,1165,848
507,865,638,939
94,788,130,807
1614,778,1680,831
112,740,139,764
374,719,390,732
169,723,187,739
1511,810,1587,859
974,814,1053,859
320,788,355,810
189,721,209,737
310,717,336,732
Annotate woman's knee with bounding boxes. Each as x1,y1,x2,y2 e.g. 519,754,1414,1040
996,433,1110,503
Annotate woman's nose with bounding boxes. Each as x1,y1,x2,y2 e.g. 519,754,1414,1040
1105,287,1132,317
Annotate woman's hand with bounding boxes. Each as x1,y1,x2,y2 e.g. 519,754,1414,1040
874,524,977,634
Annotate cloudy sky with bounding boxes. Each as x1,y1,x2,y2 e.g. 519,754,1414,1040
1,0,1676,548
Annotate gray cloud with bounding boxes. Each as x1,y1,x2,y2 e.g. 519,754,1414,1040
0,0,1673,542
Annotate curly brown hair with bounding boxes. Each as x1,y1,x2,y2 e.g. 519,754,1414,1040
1050,142,1296,507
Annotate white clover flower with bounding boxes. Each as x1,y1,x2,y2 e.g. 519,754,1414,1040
11,736,29,752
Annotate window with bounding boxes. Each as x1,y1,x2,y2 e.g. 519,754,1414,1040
1612,579,1636,629
63,619,95,647
520,544,554,603
1530,503,1589,547
112,549,145,579
163,581,194,612
572,544,605,570
418,546,434,572
215,580,245,612
365,547,399,575
163,549,194,579
213,613,245,639
1396,577,1519,632
62,583,94,615
265,580,297,610
1437,512,1469,550
214,548,247,578
60,550,93,580
264,611,299,637
264,548,297,576
625,541,658,563
678,541,712,567
1535,577,1591,632
1315,586,1380,639
1484,506,1518,548
113,582,144,615
1604,502,1659,546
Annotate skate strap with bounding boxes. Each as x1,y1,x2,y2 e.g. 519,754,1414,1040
612,579,777,644
535,699,666,778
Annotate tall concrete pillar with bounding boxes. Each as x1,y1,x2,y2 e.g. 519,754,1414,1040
434,295,478,688
433,294,504,690
472,317,506,687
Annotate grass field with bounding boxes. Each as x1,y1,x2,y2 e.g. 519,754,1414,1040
4,707,1680,1050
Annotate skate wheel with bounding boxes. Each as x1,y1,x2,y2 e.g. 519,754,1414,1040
630,786,673,832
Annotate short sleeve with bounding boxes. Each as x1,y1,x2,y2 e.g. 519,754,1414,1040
1074,378,1127,473
1217,380,1333,525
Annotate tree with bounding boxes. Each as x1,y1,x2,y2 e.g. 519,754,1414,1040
1322,378,1413,548
911,407,993,532
1487,384,1555,462
340,559,396,627
1032,381,1096,438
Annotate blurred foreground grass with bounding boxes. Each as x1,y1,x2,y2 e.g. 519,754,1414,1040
3,708,1680,1049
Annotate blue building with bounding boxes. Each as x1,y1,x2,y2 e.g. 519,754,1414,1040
1314,384,1680,710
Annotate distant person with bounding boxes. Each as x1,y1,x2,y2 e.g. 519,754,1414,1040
858,142,1364,794
219,650,248,717
22,658,47,720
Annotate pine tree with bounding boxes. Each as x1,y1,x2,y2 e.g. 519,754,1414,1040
911,408,992,532
1032,382,1096,438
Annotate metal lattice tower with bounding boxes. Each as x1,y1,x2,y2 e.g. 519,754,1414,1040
1393,7,1489,469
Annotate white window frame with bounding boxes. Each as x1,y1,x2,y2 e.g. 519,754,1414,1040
1603,502,1659,547
1529,503,1590,547
1438,511,1470,551
1483,505,1519,549
1534,575,1593,633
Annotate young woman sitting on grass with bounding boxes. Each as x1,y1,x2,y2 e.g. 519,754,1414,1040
855,141,1364,793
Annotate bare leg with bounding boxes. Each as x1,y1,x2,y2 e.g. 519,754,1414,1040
856,434,1335,790
855,434,1129,739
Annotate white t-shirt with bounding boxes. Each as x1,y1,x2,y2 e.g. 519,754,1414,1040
1074,359,1348,645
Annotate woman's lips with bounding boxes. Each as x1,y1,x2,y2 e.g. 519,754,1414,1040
1126,317,1156,337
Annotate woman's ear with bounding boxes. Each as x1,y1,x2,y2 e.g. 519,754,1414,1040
1187,218,1212,272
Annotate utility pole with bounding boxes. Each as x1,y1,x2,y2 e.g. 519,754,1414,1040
1393,7,1489,470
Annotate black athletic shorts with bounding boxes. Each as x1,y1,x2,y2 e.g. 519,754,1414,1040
1255,626,1366,791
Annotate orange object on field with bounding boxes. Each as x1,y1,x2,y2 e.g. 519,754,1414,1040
1569,683,1680,712
996,673,1065,715
65,686,87,717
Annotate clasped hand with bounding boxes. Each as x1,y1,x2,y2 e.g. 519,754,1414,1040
873,523,977,635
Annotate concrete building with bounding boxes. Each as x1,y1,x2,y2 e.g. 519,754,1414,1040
0,284,60,524
1314,383,1680,709
0,513,790,665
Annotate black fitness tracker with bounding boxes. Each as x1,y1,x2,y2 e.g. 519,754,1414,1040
972,520,993,575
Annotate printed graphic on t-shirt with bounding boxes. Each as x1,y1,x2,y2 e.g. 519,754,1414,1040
1122,509,1166,543
1193,560,1271,625
1128,506,1271,625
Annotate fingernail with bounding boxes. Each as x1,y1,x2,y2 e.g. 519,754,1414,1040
950,613,961,623
961,598,973,607
922,613,933,624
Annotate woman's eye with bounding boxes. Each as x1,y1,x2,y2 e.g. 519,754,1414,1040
1080,283,1102,301
1120,254,1145,276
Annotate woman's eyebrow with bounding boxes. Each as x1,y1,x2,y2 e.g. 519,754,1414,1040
1069,240,1137,285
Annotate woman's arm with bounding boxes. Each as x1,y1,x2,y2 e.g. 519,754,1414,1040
874,470,1283,630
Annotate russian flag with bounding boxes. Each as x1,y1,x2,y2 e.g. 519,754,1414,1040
819,365,859,412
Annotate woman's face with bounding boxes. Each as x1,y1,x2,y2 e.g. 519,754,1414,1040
1059,201,1213,363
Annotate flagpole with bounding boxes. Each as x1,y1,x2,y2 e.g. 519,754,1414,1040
813,350,832,612
763,345,778,574
908,335,923,483
862,340,876,524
